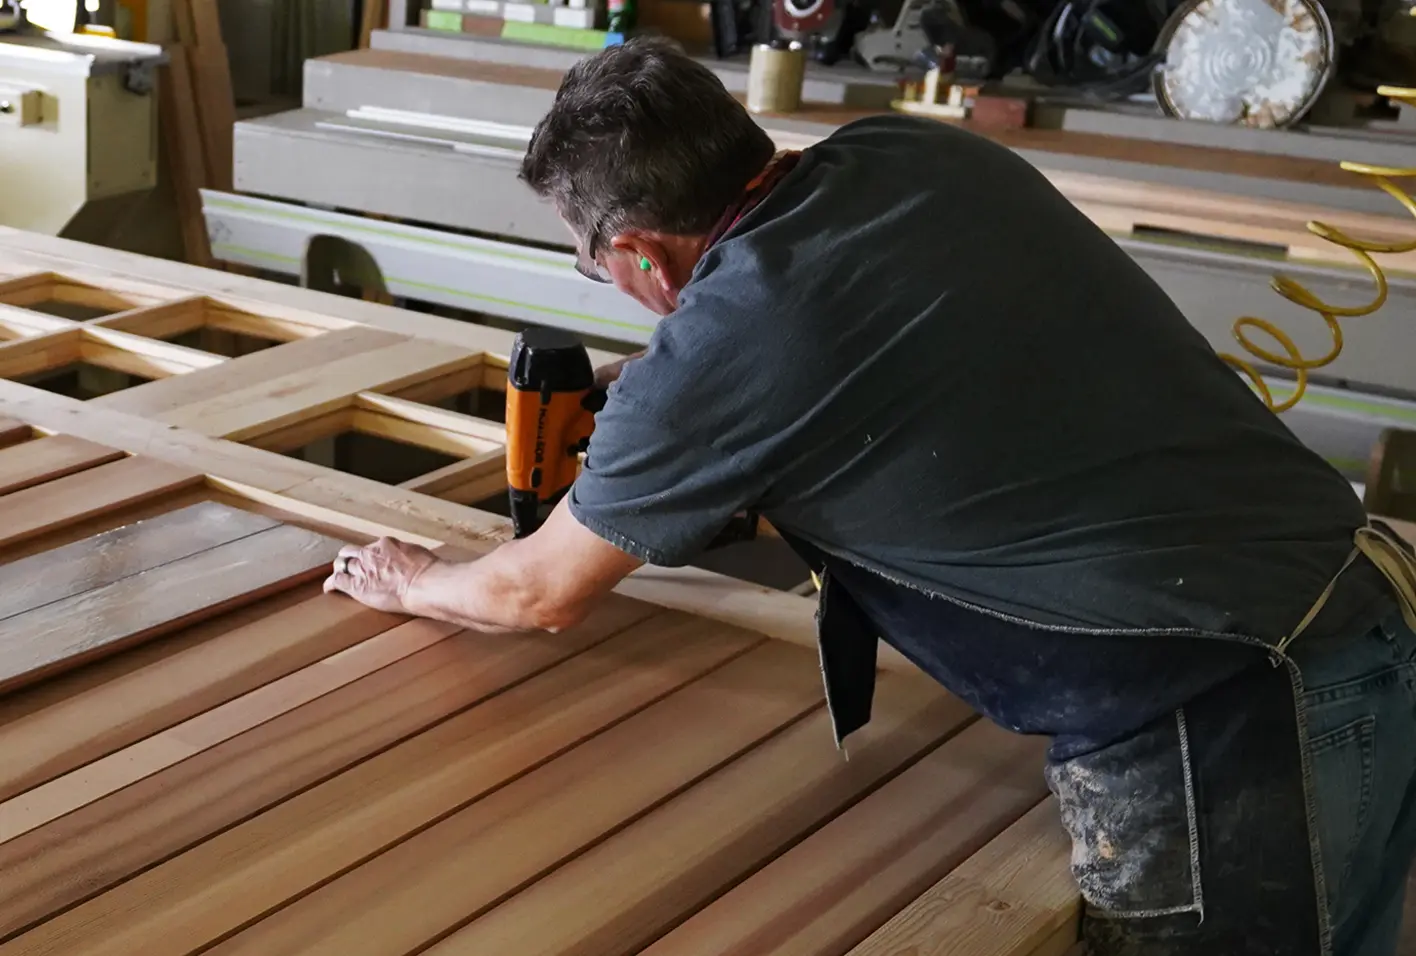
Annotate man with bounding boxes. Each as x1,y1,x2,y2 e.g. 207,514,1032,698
325,36,1416,956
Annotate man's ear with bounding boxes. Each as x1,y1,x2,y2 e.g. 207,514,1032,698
607,232,668,275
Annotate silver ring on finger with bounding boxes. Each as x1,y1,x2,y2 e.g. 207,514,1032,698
335,555,351,575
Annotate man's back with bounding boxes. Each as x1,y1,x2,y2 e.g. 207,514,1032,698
580,113,1387,643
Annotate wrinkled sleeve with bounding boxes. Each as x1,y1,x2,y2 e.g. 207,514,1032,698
568,395,759,567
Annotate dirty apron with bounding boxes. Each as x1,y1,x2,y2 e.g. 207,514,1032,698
777,522,1416,956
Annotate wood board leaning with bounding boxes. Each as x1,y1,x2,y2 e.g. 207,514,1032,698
0,225,1408,956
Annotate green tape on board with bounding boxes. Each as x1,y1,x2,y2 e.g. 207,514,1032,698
425,9,465,30
500,20,609,49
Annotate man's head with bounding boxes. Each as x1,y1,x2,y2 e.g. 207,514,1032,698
520,36,776,315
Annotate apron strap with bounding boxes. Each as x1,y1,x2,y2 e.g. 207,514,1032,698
1276,524,1416,656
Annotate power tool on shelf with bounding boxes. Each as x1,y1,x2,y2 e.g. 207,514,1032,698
505,327,762,547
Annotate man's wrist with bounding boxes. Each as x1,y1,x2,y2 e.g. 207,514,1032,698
398,556,452,620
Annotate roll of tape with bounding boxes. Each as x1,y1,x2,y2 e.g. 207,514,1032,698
747,43,806,114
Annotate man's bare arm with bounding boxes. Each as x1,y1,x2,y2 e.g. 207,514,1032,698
323,498,644,632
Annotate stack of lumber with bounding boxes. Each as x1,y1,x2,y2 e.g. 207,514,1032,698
160,0,236,266
0,226,1079,956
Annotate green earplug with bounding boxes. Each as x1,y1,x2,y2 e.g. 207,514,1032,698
639,257,652,271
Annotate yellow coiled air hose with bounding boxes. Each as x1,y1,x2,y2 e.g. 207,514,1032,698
1217,82,1416,414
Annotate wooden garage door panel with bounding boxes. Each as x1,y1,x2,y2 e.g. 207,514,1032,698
0,599,656,940
5,617,766,956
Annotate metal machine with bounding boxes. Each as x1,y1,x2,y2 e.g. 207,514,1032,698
201,14,1416,486
0,2,166,237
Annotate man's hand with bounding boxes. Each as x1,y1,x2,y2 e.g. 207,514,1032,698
322,498,644,633
323,537,439,614
593,349,645,390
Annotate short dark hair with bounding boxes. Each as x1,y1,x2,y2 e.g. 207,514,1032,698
520,36,776,254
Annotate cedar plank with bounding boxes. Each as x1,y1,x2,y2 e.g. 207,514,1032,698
0,599,655,939
0,619,462,844
6,618,767,956
203,640,822,956
95,327,406,418
0,436,123,496
0,583,318,732
845,799,1080,956
0,501,278,621
418,674,970,956
0,592,399,803
638,721,1050,956
0,524,343,696
0,418,30,447
0,457,202,554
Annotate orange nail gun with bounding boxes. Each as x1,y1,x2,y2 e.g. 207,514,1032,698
505,327,761,546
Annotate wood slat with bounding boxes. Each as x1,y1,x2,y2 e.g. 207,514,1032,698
201,638,822,956
0,501,277,620
400,452,508,504
0,618,461,844
0,598,656,939
6,618,769,956
96,327,407,418
639,720,1051,956
0,456,202,553
0,418,32,447
0,436,123,496
845,799,1080,956
0,582,319,732
158,340,480,441
421,673,974,956
0,592,399,802
0,522,343,696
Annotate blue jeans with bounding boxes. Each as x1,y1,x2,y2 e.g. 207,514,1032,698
1058,607,1416,956
1299,608,1416,956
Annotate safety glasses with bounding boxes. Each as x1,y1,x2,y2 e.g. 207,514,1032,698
574,227,613,283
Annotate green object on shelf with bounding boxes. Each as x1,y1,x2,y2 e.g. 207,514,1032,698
500,20,610,49
606,0,635,32
425,9,464,30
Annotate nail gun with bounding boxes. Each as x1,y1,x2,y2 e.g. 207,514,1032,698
505,327,762,547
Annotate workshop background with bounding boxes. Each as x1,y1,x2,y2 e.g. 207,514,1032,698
4,0,1416,953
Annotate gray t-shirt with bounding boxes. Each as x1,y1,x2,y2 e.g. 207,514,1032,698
569,114,1387,646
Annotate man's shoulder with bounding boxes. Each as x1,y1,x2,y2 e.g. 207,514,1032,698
815,113,1007,163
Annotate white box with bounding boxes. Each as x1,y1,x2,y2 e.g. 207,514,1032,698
553,7,596,27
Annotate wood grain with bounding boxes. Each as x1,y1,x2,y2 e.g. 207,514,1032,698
6,618,767,956
0,456,202,553
0,618,461,844
97,327,407,418
0,383,825,647
845,798,1081,956
0,523,343,695
0,436,122,496
158,339,479,441
424,672,972,956
0,418,31,447
0,599,655,940
639,720,1050,956
0,590,399,802
0,582,320,732
202,639,823,956
0,501,278,621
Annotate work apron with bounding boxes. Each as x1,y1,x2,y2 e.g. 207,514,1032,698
776,523,1416,956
